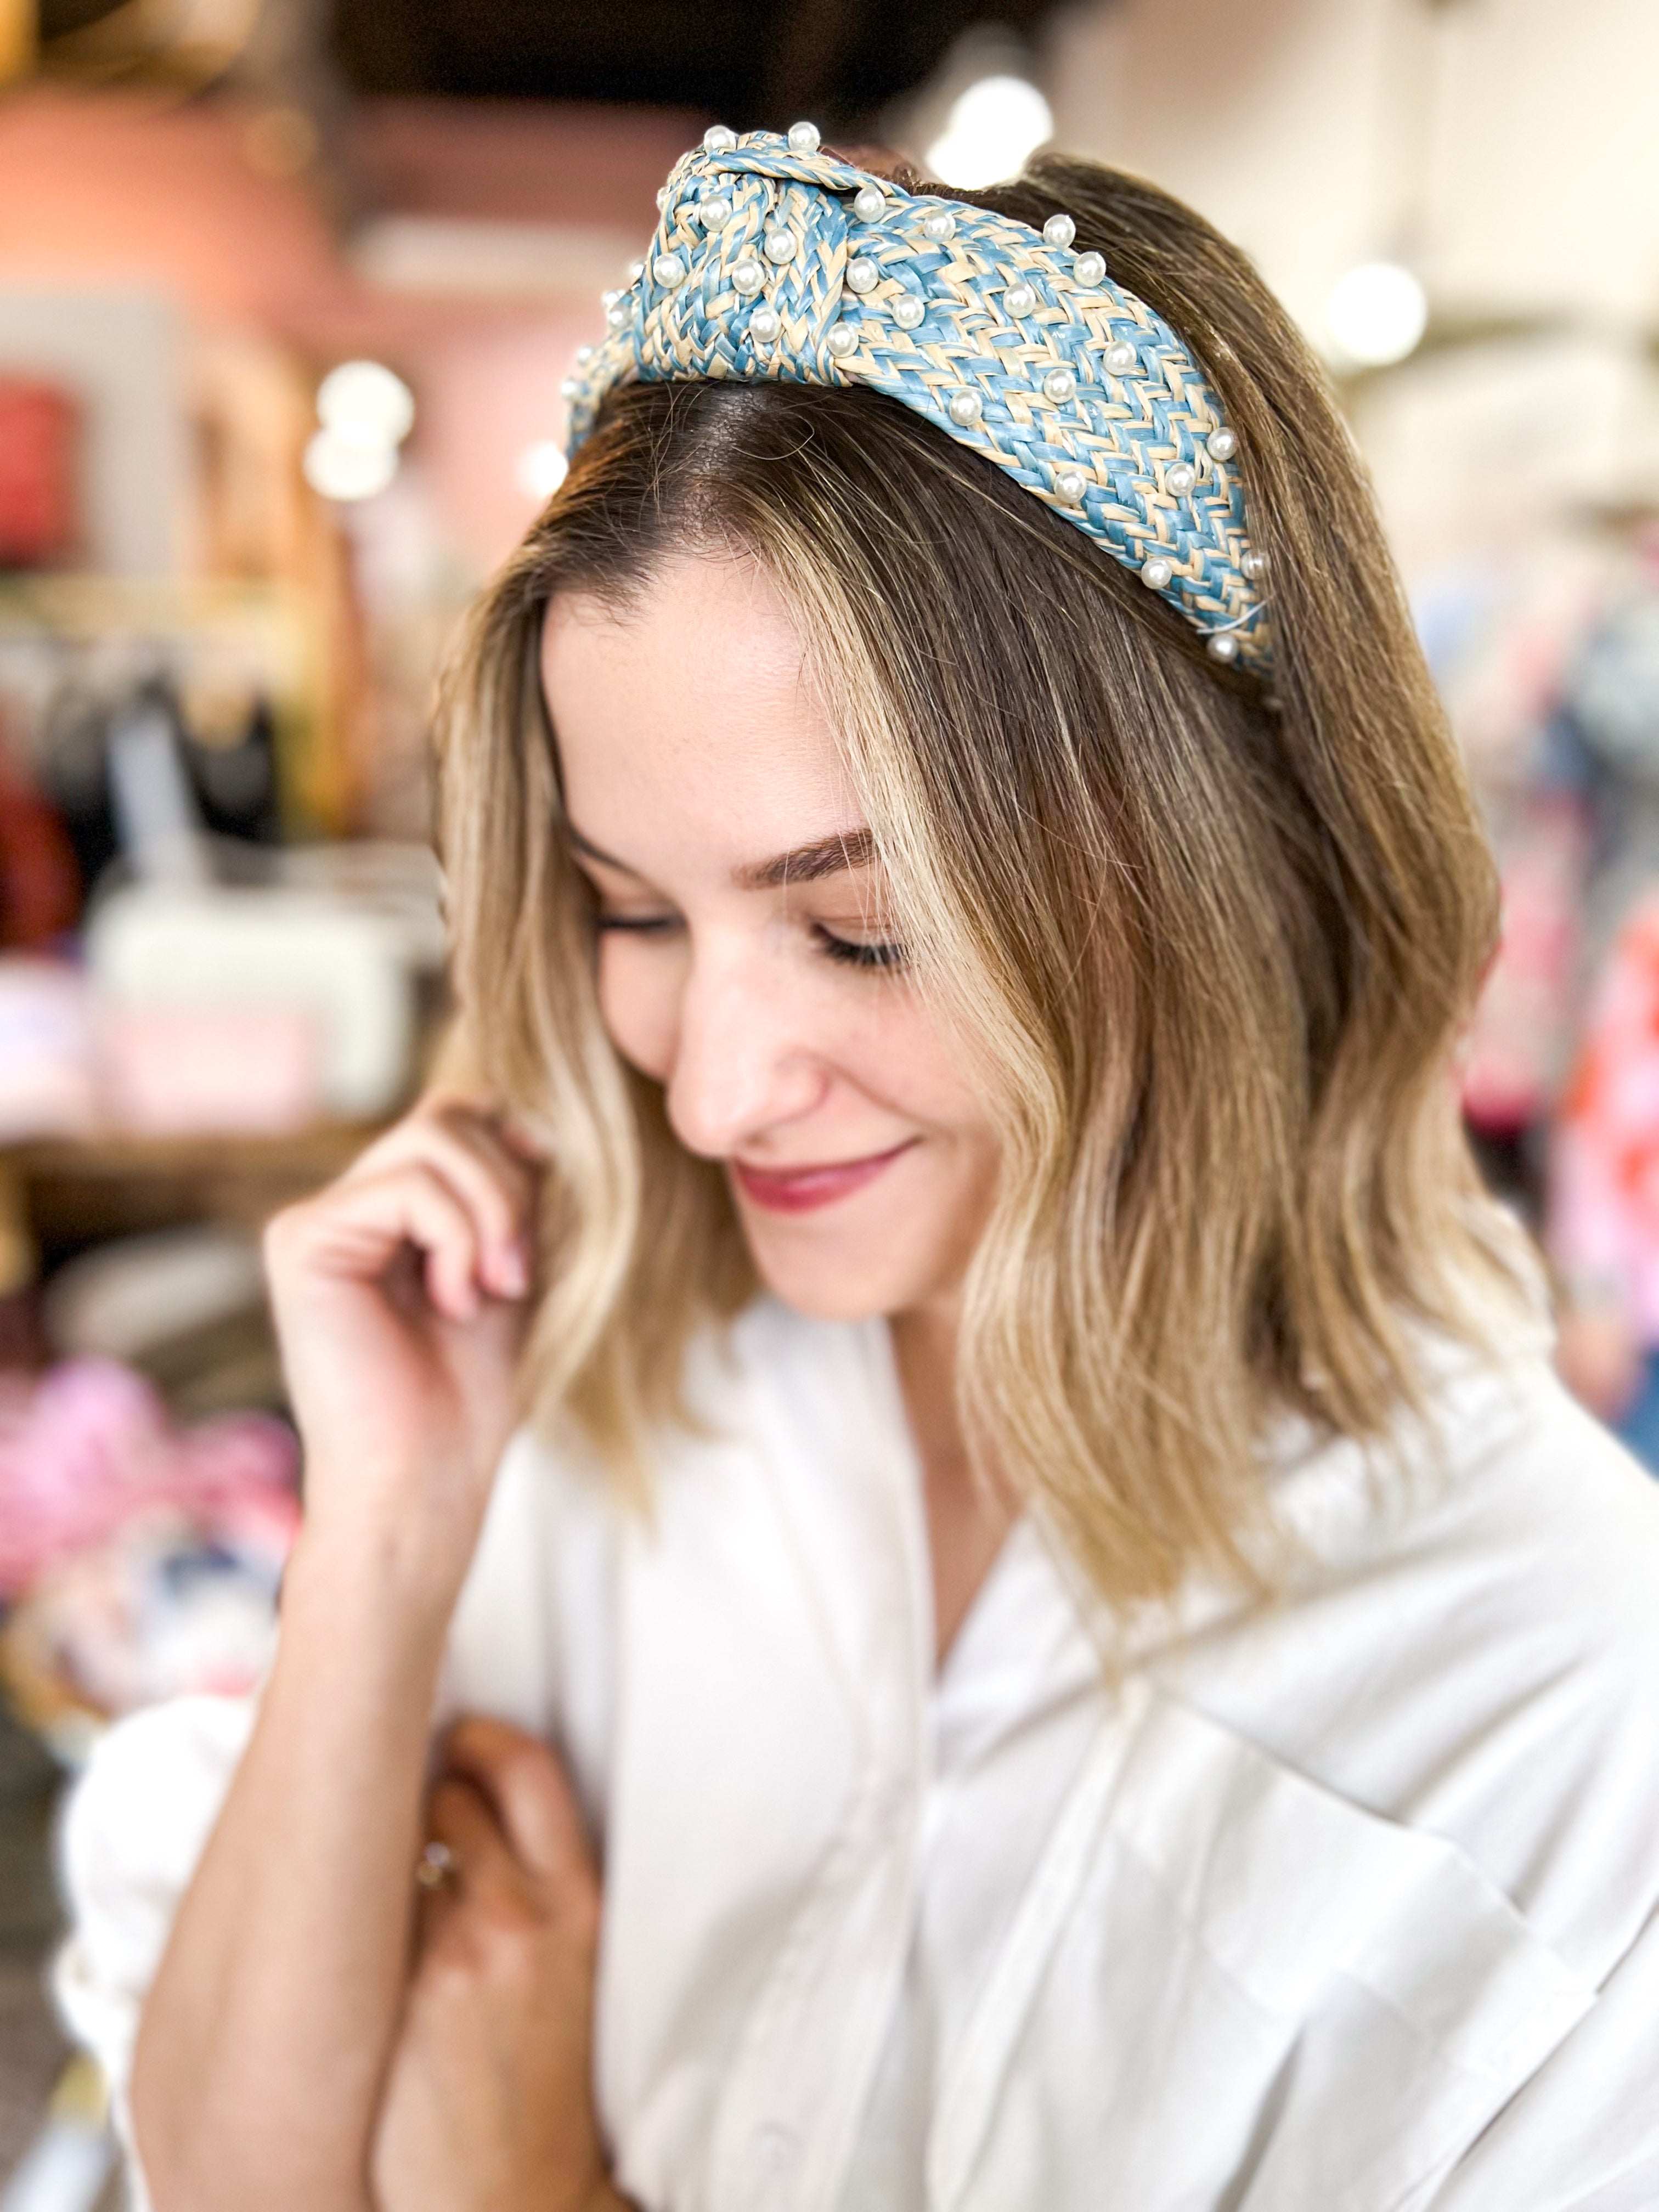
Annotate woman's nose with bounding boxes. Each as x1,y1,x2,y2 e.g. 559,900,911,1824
664,939,828,1159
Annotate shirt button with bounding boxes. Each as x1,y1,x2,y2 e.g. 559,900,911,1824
751,2122,802,2175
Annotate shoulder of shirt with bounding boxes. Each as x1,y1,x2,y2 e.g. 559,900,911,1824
1154,1347,1659,1969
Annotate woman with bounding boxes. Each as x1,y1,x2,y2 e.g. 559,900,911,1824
57,131,1659,2211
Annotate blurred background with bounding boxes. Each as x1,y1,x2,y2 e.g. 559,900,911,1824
0,0,1656,2201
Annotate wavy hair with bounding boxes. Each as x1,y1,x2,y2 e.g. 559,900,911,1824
435,151,1530,1605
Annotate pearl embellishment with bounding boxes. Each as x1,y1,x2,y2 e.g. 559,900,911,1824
627,258,645,281
1207,631,1242,663
574,344,594,363
1206,427,1238,462
1003,282,1036,317
560,376,579,398
1043,213,1076,249
731,257,765,295
846,256,879,294
703,125,737,153
1073,251,1106,286
891,294,926,330
764,228,797,263
788,120,821,153
1166,461,1197,496
854,184,885,222
922,208,957,242
1141,555,1173,590
656,187,668,209
1104,340,1137,374
1056,467,1088,503
1042,365,1077,402
699,195,732,228
606,302,627,329
947,388,983,426
825,321,859,359
749,304,781,342
1241,549,1268,580
653,252,686,285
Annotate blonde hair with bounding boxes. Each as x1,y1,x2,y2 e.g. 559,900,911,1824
436,152,1530,1609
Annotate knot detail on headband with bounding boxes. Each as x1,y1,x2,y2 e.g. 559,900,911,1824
563,127,1272,673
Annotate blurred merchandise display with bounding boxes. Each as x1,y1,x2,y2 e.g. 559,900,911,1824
0,378,79,570
1422,527,1659,1464
0,1358,299,1762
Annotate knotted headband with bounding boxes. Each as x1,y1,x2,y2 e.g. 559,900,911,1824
563,122,1273,674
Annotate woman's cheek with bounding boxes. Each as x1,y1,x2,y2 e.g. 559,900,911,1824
595,941,680,1084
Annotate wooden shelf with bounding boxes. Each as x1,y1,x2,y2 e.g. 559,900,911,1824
2,1121,382,1242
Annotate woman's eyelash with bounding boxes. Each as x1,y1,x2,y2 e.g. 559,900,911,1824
814,926,908,970
593,912,676,935
592,911,906,971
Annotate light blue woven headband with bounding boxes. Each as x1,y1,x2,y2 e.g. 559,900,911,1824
563,123,1273,673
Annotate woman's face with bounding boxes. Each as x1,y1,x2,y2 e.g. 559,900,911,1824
540,554,999,1323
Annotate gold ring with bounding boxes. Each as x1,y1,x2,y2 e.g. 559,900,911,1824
415,1839,456,1891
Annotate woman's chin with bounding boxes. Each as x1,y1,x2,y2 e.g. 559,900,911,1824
740,1221,923,1324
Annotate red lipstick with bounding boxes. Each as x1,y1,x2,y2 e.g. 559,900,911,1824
731,1139,916,1215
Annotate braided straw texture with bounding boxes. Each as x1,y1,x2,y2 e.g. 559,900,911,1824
564,131,1272,672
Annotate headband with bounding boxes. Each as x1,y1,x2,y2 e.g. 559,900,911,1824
562,123,1272,674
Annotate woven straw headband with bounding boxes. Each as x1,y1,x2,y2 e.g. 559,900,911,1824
563,123,1272,674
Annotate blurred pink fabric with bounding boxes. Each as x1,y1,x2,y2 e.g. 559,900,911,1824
0,1358,300,1601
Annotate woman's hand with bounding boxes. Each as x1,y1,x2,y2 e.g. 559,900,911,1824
371,1717,627,2212
263,1096,541,1598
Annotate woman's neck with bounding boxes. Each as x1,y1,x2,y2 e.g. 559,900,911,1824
888,1296,1021,1669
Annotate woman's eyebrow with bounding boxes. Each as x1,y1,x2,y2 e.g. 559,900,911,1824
732,828,876,890
564,821,876,890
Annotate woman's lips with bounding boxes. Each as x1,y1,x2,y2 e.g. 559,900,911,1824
730,1139,917,1215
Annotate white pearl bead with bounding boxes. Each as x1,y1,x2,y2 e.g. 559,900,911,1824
1166,461,1197,496
653,252,687,285
560,376,579,398
1141,555,1173,591
656,187,669,209
1241,548,1268,580
922,208,957,242
703,125,737,153
1056,467,1087,503
574,345,595,363
1042,213,1076,249
1104,340,1137,374
606,302,627,330
764,227,797,264
854,183,885,222
826,321,860,359
627,257,646,281
1206,427,1238,462
601,287,622,307
1207,631,1242,663
699,195,732,228
1042,365,1077,402
749,304,781,342
947,388,983,426
788,120,821,154
1003,282,1036,317
846,256,879,293
732,257,765,295
1073,250,1106,286
891,294,926,330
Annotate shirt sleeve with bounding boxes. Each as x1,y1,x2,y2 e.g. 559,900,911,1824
47,1423,618,2166
51,1691,257,2198
1422,1901,1659,2212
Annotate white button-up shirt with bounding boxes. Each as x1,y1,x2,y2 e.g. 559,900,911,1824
55,1297,1659,2210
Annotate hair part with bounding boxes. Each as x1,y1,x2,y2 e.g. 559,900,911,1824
436,150,1532,1604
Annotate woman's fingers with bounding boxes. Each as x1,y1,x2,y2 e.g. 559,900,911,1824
269,1160,492,1324
345,1099,539,1300
440,1719,596,1903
